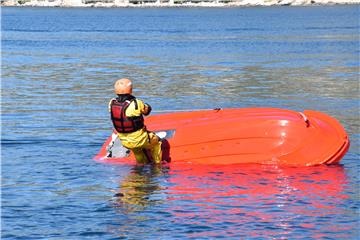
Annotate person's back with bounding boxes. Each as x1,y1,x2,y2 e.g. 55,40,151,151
109,78,162,164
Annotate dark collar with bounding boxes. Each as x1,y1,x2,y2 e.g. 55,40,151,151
116,94,135,102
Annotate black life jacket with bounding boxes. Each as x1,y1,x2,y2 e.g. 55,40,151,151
110,98,144,133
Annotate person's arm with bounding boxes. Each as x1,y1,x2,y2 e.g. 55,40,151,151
126,99,151,117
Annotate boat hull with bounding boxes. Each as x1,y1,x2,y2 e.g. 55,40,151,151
95,108,349,166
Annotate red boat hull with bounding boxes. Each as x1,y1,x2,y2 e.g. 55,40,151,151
95,108,349,166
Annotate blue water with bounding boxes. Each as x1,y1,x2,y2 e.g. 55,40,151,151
2,6,359,239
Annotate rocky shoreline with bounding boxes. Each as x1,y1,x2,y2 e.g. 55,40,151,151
1,0,359,7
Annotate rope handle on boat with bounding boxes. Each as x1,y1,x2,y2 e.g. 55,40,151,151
298,112,310,128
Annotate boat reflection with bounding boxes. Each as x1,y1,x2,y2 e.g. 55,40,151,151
112,163,349,238
166,164,349,238
167,164,348,200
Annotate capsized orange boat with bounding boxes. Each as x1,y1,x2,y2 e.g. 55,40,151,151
95,108,349,166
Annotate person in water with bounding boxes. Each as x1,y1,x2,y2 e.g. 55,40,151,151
108,78,162,164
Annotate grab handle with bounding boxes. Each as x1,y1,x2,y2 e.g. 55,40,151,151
299,112,310,127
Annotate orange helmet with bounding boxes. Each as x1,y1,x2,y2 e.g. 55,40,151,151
114,78,133,95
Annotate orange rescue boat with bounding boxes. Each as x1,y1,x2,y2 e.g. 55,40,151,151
95,108,349,166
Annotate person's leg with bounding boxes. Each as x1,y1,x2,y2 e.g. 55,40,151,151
145,132,162,164
131,147,149,164
150,141,162,164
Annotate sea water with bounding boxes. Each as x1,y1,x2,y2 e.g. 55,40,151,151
1,6,359,239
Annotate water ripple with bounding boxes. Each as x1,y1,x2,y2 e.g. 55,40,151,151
2,6,359,240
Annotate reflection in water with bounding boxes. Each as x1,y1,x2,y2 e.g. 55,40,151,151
112,165,169,213
109,163,351,238
116,164,349,238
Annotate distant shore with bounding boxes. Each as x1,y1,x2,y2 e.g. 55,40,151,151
2,0,359,7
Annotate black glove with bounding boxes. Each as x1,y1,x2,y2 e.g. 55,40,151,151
144,103,152,116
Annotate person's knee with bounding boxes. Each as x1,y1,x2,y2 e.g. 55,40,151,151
132,148,148,164
148,132,160,145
